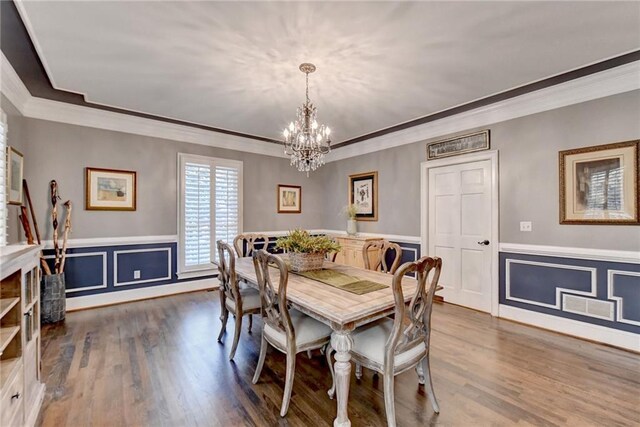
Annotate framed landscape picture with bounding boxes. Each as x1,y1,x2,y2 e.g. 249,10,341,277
7,146,24,205
86,167,137,211
277,184,301,213
559,140,639,224
349,171,378,221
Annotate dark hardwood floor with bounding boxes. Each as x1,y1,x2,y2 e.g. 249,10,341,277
36,291,639,426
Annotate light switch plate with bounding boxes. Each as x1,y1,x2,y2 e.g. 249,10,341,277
520,221,532,232
134,270,141,279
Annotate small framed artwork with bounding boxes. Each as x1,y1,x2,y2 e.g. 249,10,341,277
559,140,639,224
277,184,302,213
86,167,137,211
6,146,24,205
426,130,490,160
349,171,378,221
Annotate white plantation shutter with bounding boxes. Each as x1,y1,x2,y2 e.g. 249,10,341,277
214,165,240,251
178,154,242,275
184,162,212,267
0,111,7,247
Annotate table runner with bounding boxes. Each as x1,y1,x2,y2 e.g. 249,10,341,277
268,263,387,295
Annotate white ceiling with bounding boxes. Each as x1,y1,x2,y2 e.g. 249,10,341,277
17,1,640,143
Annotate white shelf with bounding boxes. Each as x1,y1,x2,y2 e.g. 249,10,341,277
0,325,20,354
0,298,19,319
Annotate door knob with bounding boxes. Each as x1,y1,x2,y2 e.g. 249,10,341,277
477,240,490,246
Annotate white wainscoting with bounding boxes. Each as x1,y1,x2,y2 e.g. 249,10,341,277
42,235,178,249
499,243,640,264
607,269,640,327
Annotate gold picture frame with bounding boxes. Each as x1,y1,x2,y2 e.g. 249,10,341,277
7,146,24,205
277,184,302,214
86,167,137,211
349,171,378,221
559,140,639,225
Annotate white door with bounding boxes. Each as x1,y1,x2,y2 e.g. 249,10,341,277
428,159,493,312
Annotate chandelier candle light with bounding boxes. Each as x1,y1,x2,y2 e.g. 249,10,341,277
283,63,332,176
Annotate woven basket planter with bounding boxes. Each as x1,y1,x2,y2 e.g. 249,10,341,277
289,252,325,272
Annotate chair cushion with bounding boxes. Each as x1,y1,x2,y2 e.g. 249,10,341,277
351,318,426,369
264,309,332,348
226,287,261,312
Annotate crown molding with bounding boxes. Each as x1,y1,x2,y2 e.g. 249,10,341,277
325,61,640,163
3,49,638,162
0,53,287,159
0,51,31,112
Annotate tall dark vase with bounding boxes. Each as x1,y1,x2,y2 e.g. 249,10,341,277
41,273,66,324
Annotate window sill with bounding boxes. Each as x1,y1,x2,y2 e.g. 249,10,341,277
177,268,218,281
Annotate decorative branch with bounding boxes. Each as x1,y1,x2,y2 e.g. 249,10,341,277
59,201,72,275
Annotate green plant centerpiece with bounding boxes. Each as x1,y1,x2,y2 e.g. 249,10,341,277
275,229,341,272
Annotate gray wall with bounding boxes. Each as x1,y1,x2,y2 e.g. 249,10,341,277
3,91,639,252
319,90,640,251
2,102,324,241
2,96,29,244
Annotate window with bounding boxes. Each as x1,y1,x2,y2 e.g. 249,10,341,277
178,153,242,278
0,110,7,247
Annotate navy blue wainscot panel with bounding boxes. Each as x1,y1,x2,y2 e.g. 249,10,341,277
115,248,171,286
500,252,640,334
45,242,181,298
44,249,107,293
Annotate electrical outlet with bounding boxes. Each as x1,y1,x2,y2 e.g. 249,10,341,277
520,221,532,232
134,270,141,279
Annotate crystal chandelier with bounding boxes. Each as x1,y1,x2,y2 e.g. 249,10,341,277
283,63,331,176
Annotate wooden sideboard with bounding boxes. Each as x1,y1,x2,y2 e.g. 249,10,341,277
0,245,45,427
332,236,382,269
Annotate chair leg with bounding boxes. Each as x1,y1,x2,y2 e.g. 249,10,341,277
280,349,296,417
326,344,336,399
355,363,363,380
252,334,268,384
421,356,440,414
228,313,243,360
248,314,253,333
383,372,397,427
217,307,228,342
416,359,425,384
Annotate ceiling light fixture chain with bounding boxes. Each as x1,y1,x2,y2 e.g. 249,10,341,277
283,62,331,176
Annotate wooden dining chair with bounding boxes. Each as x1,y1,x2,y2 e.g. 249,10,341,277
216,240,262,360
252,249,333,417
327,256,443,426
233,233,269,258
363,240,402,274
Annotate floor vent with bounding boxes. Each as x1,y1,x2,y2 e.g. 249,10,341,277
562,294,614,321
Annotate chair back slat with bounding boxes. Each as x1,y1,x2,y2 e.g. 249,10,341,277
217,240,241,305
385,257,442,362
363,240,403,274
253,250,295,342
234,233,269,257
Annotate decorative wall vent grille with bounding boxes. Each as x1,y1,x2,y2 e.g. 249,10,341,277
562,294,614,321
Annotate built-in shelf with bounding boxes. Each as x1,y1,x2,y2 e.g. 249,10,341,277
0,297,20,318
0,356,20,387
0,325,20,354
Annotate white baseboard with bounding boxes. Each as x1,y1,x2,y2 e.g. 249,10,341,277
66,278,218,311
499,304,640,352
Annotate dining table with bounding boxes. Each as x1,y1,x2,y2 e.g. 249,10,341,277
234,256,420,427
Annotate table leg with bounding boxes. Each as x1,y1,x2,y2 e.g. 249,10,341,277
331,329,354,427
